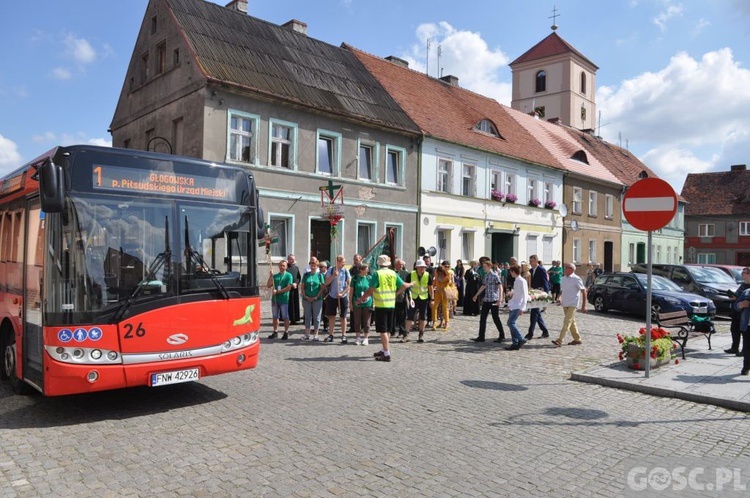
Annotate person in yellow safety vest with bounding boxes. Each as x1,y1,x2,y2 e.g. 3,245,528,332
357,254,413,362
403,259,434,343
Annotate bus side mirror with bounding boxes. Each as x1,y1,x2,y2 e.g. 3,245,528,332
39,159,64,213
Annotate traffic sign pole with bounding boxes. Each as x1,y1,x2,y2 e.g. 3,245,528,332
645,231,653,378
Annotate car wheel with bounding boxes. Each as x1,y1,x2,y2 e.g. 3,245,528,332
2,330,31,395
594,296,607,313
651,304,662,322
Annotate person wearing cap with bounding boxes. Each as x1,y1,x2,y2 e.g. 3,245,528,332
404,259,434,342
357,254,413,362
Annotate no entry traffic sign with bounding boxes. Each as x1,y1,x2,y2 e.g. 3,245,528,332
623,178,677,231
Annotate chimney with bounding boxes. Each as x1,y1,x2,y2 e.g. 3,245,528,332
385,56,409,68
439,74,459,87
730,164,747,172
225,0,247,13
282,19,307,35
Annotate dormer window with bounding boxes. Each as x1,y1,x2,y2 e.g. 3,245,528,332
571,150,589,164
474,119,500,138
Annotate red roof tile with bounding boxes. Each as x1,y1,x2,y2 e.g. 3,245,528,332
346,45,564,170
510,32,598,69
681,170,750,216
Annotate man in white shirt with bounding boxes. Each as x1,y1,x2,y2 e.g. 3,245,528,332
551,263,587,347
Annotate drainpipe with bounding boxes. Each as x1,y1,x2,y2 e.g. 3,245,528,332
415,134,424,260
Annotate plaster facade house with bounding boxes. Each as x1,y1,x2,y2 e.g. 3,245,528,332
349,47,568,265
565,129,686,269
110,0,421,267
681,165,750,266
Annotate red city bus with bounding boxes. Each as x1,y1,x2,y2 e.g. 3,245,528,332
1,146,262,396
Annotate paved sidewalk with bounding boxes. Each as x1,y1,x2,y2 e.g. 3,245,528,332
572,331,750,412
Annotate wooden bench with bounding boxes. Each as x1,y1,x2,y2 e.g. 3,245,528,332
655,310,716,359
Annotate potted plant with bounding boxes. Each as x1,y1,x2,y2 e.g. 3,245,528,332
505,193,518,204
544,200,557,209
617,327,677,370
528,198,541,207
490,190,505,201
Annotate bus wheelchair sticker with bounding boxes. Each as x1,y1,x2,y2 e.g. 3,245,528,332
58,329,73,342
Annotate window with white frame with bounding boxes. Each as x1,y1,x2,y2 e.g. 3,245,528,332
385,223,403,259
357,222,375,254
317,130,341,175
588,191,598,216
740,221,750,236
526,235,538,259
270,120,296,168
667,246,671,263
269,215,291,258
228,111,259,164
572,238,581,264
572,187,582,214
544,182,553,204
656,245,662,263
437,229,450,262
490,170,502,196
462,164,475,197
461,231,474,261
505,173,516,196
628,243,635,265
358,144,373,180
386,146,405,185
698,224,715,237
605,194,614,219
542,236,553,264
697,253,716,264
527,178,539,204
588,240,596,264
674,247,680,263
437,158,452,193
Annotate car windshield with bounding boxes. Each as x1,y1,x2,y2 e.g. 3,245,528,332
687,266,736,285
635,274,682,291
728,268,743,284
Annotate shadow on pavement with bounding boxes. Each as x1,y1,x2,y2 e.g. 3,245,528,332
0,382,227,429
461,380,528,391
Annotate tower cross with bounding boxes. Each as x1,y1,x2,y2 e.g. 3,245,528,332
549,5,560,30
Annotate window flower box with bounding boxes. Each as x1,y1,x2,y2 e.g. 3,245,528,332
490,190,505,201
544,201,557,209
528,198,541,207
505,193,518,204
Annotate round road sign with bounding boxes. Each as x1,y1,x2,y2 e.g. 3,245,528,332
622,178,677,231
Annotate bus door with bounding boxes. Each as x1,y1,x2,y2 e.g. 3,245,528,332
23,199,44,390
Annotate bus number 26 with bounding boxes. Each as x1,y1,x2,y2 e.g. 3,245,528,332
123,322,146,339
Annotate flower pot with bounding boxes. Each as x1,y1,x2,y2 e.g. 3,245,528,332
625,343,671,370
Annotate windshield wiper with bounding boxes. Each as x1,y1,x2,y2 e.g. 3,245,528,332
184,215,229,299
112,216,172,322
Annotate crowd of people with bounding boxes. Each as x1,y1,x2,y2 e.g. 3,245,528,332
266,253,589,361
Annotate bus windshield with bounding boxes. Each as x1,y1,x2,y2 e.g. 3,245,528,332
44,193,253,325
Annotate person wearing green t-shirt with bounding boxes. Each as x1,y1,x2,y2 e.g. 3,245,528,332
548,260,563,301
301,257,327,340
349,263,374,345
267,260,294,340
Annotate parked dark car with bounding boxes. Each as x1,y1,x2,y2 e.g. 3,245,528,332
588,272,716,320
631,264,735,315
695,264,745,284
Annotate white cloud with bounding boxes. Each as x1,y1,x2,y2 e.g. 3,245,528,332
653,3,684,31
403,22,511,103
0,135,22,174
597,47,750,191
87,137,112,147
51,67,72,80
64,34,96,64
33,131,58,143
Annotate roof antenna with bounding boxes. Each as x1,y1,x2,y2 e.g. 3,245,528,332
549,5,560,31
426,38,431,76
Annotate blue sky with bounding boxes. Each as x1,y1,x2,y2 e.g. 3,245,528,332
1,0,749,193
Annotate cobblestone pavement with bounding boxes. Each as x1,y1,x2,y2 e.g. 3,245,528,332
2,305,749,497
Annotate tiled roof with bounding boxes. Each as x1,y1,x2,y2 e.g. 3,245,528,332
510,31,598,69
166,0,419,133
346,45,564,170
681,170,750,216
564,128,687,201
507,111,623,186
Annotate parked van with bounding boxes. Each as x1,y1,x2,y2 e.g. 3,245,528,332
631,264,736,315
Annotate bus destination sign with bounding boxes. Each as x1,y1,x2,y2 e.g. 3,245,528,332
92,164,236,201
92,165,236,201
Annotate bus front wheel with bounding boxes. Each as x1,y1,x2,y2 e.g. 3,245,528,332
2,330,30,395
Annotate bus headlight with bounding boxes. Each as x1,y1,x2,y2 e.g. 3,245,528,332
90,349,102,360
